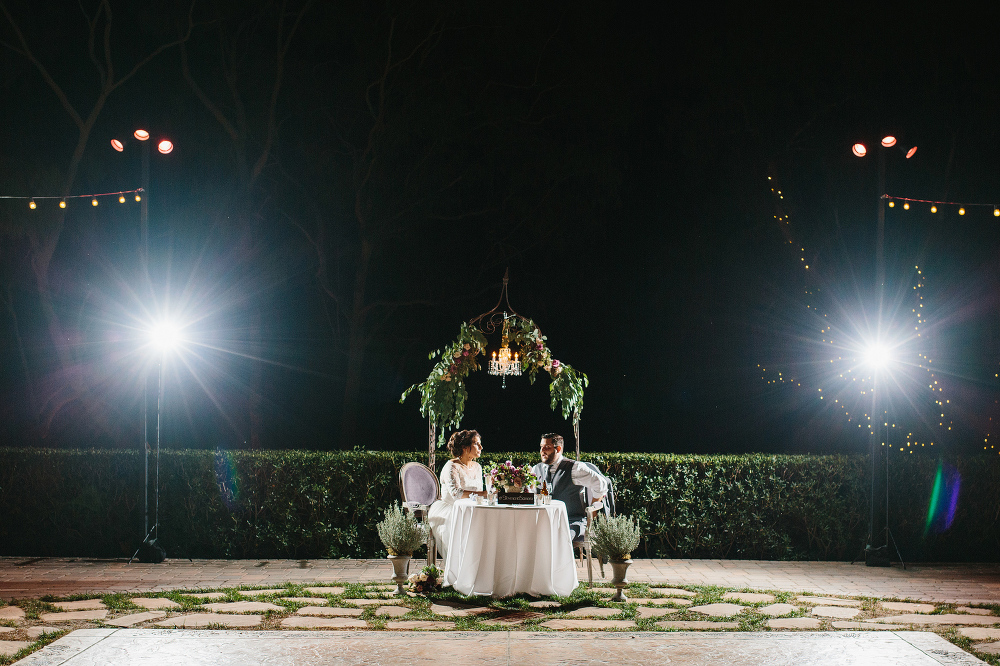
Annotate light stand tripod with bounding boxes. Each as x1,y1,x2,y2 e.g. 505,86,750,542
853,401,906,568
130,356,166,564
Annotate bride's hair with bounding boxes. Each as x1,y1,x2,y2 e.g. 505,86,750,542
447,429,480,457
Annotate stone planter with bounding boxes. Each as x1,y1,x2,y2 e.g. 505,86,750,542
387,554,412,595
502,485,524,493
609,558,632,602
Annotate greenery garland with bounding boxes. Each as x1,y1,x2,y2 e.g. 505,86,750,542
400,318,587,446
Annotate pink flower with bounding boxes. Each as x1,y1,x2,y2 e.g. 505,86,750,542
551,359,560,369
535,342,544,350
462,350,469,356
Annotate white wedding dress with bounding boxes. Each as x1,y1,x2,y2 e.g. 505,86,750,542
427,459,483,560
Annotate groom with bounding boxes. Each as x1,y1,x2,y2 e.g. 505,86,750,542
532,433,608,540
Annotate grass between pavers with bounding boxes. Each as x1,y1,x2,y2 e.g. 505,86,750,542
3,584,1000,664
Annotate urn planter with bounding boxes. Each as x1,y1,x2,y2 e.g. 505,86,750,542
609,558,632,602
387,554,412,595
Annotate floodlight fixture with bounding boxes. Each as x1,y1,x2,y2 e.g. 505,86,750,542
863,342,893,370
134,129,150,141
905,146,917,159
852,143,867,157
881,136,897,148
157,139,173,155
111,139,125,152
149,321,182,353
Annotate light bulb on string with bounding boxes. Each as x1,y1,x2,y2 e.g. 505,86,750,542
903,202,910,210
888,201,895,208
91,198,98,206
29,199,36,209
135,193,141,202
959,207,966,215
994,208,999,217
119,195,126,203
59,200,66,208
931,206,937,213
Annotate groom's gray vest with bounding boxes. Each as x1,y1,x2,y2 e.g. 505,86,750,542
546,458,587,527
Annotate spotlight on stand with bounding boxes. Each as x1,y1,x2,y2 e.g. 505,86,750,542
131,318,186,564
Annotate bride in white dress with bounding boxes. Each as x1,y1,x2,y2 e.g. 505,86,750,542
427,429,484,560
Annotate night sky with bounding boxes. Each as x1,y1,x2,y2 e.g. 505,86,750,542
2,2,1000,457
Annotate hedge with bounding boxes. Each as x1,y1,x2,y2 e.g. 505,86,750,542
0,448,997,561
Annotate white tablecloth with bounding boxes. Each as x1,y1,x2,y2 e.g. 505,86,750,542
442,498,578,597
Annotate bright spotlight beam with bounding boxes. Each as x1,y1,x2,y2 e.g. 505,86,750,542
863,342,893,370
149,321,182,353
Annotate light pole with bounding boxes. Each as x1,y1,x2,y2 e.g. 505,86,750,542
852,135,916,567
115,128,175,564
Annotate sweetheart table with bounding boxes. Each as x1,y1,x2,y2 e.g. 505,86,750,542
442,498,578,597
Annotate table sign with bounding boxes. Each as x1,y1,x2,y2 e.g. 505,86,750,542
497,491,534,505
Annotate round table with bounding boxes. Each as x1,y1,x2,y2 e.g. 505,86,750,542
442,498,578,597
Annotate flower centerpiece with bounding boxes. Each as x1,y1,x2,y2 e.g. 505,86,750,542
408,565,443,595
487,460,538,493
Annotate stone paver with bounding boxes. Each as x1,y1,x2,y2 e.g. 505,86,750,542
689,603,744,617
540,619,636,630
565,607,622,618
347,598,402,606
959,627,1000,640
24,626,60,639
876,613,1000,626
39,610,108,622
0,606,25,621
51,599,105,611
203,600,284,613
105,611,167,627
657,621,740,629
724,592,775,604
527,600,561,609
4,558,1000,605
154,614,262,628
767,617,821,629
430,603,489,617
296,606,364,617
384,621,455,630
811,606,860,619
279,597,329,604
759,603,798,617
832,622,907,630
976,642,1000,656
13,629,986,664
132,598,181,610
0,640,30,656
636,606,678,619
374,606,410,617
881,601,935,613
239,589,285,597
795,596,861,607
184,592,226,600
0,627,12,634
302,587,345,595
958,607,994,616
281,616,368,629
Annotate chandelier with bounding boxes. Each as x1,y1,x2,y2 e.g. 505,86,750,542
489,333,522,379
471,269,527,388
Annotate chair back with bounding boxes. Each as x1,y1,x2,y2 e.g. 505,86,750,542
399,462,439,506
582,462,615,518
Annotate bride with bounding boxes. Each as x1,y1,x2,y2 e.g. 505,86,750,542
427,429,484,560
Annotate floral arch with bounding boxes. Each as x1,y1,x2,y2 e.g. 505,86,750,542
400,275,587,467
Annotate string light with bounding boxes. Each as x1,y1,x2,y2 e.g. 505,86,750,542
959,207,965,215
764,176,952,455
888,194,1000,216
0,189,142,208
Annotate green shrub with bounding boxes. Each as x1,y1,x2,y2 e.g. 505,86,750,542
591,514,641,560
0,448,997,561
376,503,426,556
